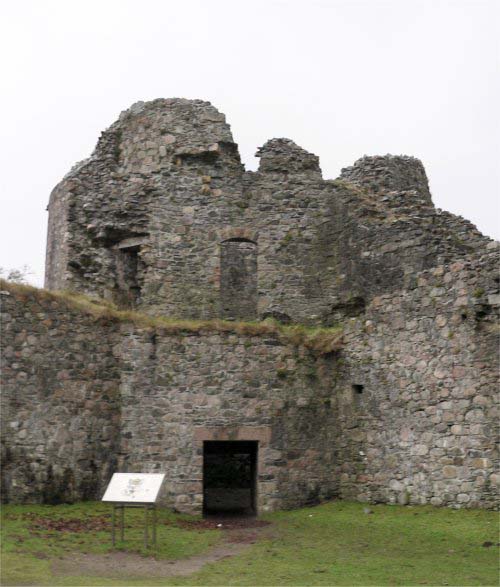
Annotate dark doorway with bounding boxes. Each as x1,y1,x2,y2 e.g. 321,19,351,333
203,441,258,516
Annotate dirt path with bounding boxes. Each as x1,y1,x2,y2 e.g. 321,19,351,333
52,527,268,579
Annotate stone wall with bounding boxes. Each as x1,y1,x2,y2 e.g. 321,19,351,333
334,248,499,508
44,180,71,291
116,326,337,513
2,244,498,512
8,97,500,511
44,99,494,325
0,282,339,512
0,286,121,503
339,154,433,204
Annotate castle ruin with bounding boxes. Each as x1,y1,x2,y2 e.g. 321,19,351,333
1,98,498,514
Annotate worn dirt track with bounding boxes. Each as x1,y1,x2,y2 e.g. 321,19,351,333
52,526,268,579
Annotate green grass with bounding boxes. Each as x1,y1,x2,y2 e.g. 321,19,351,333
1,501,498,586
1,501,218,559
1,502,219,586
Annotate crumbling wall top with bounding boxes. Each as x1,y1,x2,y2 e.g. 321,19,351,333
256,138,322,175
45,98,495,321
340,154,432,206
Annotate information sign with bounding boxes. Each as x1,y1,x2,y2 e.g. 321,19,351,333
102,473,165,503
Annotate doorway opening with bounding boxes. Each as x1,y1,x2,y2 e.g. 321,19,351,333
203,441,258,516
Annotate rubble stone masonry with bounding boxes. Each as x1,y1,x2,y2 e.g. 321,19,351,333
1,248,497,511
1,98,498,512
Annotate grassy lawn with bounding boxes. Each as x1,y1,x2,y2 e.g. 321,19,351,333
1,501,498,586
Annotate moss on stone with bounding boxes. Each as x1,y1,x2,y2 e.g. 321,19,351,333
0,279,343,354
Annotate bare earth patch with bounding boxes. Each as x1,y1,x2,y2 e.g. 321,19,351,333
52,525,270,579
171,517,270,531
24,513,110,534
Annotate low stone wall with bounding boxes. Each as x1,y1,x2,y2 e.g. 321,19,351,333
0,287,121,503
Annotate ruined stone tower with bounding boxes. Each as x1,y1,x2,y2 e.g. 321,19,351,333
45,98,490,324
2,99,498,513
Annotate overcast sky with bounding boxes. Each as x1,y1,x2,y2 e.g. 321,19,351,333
1,0,498,286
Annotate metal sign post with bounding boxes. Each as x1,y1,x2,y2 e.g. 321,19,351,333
111,503,158,548
102,473,165,549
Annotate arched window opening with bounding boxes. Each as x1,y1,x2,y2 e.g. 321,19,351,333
220,238,257,320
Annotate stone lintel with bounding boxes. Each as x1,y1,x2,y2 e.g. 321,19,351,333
193,426,271,444
116,236,149,249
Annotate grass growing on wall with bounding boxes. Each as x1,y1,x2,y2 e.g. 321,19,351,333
0,279,343,354
1,501,498,586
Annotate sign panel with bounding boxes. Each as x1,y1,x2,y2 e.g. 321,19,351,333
102,473,165,503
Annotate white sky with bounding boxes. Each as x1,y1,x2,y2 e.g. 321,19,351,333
1,0,498,286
